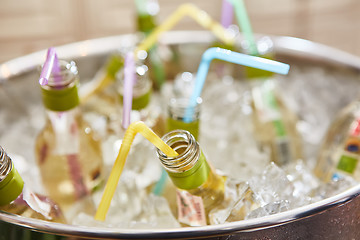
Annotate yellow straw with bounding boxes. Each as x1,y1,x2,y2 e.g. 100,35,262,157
94,121,178,221
135,3,235,53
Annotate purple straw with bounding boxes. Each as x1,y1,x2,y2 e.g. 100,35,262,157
221,0,234,28
39,47,61,85
122,52,136,129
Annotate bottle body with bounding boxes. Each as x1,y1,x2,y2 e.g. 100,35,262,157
157,130,226,225
35,60,104,208
0,146,65,223
315,100,360,181
250,79,303,165
35,109,103,208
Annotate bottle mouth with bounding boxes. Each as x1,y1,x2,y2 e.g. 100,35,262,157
168,97,202,122
117,63,151,97
0,146,12,182
156,130,199,173
40,60,78,90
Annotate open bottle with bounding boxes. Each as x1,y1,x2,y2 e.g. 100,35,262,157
35,51,104,209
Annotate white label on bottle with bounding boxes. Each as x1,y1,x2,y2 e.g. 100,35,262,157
176,190,206,226
49,111,79,155
252,86,281,123
22,184,51,220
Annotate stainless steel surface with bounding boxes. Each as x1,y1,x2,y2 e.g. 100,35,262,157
1,31,360,239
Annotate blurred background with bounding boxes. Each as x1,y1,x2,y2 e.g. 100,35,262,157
0,0,359,63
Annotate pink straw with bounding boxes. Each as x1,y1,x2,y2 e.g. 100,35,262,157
221,0,234,28
39,47,61,86
122,52,136,129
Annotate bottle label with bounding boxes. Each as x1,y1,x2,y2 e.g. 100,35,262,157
334,137,360,177
176,190,206,226
21,184,52,220
252,81,282,123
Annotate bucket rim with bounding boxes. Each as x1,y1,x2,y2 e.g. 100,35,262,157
0,182,359,238
1,31,360,238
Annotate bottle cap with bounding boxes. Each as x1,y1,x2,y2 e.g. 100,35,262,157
166,151,210,190
0,164,24,206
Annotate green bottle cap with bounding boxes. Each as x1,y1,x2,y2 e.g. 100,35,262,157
167,151,210,190
0,164,24,206
41,83,80,111
119,87,151,111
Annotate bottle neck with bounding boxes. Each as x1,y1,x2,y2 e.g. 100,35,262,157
156,130,210,190
117,63,152,110
0,146,24,206
168,97,201,123
242,36,275,79
166,97,201,139
0,147,12,182
135,0,158,34
41,60,80,112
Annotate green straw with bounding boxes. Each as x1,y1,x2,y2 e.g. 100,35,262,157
229,0,258,56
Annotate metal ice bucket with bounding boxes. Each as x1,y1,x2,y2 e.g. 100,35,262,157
1,31,360,240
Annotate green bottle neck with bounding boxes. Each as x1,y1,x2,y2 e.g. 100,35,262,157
41,60,80,112
157,130,210,190
0,148,24,206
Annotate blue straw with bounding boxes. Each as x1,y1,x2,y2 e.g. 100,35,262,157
184,47,290,122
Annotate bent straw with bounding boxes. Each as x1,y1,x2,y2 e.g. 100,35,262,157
184,47,290,122
39,47,60,85
221,0,234,28
229,0,258,55
122,52,136,129
95,121,178,221
135,3,234,53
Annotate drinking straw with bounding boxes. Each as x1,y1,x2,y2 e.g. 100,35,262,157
95,121,178,221
228,0,258,55
39,47,60,85
152,169,168,196
135,3,235,53
184,47,290,122
122,52,136,129
221,0,234,28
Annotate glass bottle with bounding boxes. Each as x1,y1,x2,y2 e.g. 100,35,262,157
156,130,226,226
245,37,303,166
0,146,65,223
35,60,104,209
134,0,167,89
166,97,202,140
117,60,165,136
315,100,360,181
